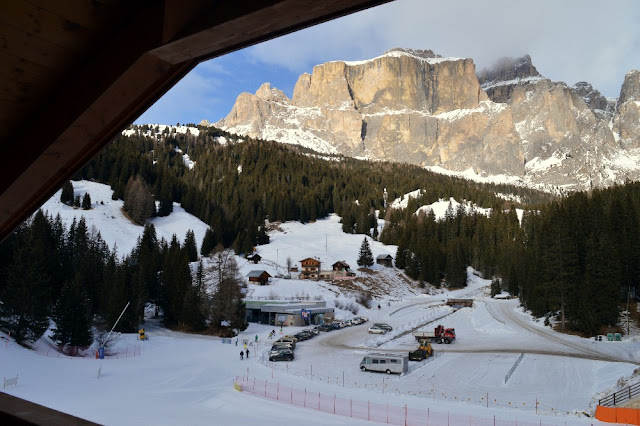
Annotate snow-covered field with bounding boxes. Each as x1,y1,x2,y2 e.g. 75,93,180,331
2,181,639,425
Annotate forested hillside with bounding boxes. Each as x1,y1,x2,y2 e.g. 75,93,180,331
77,126,551,253
0,124,634,345
383,183,640,334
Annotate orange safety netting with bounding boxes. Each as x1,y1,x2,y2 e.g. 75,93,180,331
596,405,640,425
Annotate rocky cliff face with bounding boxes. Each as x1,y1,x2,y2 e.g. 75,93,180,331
216,48,640,192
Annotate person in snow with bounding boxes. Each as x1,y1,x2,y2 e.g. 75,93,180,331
235,337,238,346
240,350,244,360
255,334,258,343
246,349,250,358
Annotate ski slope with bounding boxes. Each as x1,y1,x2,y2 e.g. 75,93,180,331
2,181,639,425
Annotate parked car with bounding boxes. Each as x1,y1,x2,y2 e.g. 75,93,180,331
269,349,294,362
307,328,320,335
269,347,293,356
293,331,312,341
373,323,392,332
276,336,298,347
317,324,333,332
271,342,294,350
368,326,387,334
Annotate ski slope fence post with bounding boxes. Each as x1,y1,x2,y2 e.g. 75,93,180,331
233,377,573,426
505,353,525,383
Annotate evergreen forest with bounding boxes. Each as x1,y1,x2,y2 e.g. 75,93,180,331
0,124,636,349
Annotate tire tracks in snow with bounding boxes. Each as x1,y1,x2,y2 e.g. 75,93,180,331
484,299,640,365
321,298,640,365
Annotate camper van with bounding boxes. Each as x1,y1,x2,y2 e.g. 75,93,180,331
359,353,408,375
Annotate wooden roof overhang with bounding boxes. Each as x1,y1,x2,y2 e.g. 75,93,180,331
0,0,393,243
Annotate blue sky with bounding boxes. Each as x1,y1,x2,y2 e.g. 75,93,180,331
135,0,640,126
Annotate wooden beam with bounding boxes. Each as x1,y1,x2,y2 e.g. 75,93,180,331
0,55,195,241
0,0,393,242
151,0,394,64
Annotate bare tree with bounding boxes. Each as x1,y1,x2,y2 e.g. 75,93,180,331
206,245,247,335
124,175,155,225
286,256,292,272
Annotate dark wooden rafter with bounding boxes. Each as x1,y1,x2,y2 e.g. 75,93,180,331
0,0,393,242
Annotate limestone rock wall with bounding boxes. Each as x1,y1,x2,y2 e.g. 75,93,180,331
216,49,640,191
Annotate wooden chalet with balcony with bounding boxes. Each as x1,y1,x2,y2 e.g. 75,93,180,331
299,257,321,280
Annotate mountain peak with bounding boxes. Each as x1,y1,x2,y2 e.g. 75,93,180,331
383,47,442,60
619,69,640,105
478,55,541,86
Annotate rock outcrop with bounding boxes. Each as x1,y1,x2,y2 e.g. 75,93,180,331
216,48,640,192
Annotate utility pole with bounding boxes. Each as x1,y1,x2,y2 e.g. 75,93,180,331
627,286,631,336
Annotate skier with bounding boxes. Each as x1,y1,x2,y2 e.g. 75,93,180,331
235,337,238,346
246,349,250,358
240,350,244,360
255,334,258,343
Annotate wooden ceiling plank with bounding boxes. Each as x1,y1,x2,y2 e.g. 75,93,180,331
0,0,393,243
0,57,195,240
24,0,128,32
0,1,98,48
0,1,167,194
0,21,77,69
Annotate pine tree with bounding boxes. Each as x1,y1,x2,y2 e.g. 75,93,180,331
51,274,93,354
490,278,502,297
445,239,468,288
82,192,92,209
183,229,198,262
157,177,174,217
60,180,74,205
395,245,408,269
357,237,374,268
160,235,193,327
0,224,51,344
200,227,216,256
131,224,159,318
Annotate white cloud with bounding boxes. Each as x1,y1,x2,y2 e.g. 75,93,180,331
135,63,225,125
137,0,640,124
246,0,640,98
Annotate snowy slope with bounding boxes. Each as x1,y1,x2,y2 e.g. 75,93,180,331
390,192,524,223
4,183,639,425
39,180,209,257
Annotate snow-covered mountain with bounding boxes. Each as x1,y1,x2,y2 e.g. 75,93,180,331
214,48,640,192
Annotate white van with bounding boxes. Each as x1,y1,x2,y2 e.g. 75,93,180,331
359,353,408,374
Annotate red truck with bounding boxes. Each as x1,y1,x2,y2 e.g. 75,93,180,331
412,325,456,344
